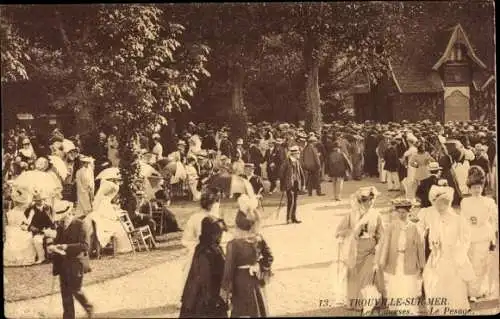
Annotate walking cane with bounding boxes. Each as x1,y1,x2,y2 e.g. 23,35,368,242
275,191,284,220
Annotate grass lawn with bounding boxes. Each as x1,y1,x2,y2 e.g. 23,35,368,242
3,178,405,302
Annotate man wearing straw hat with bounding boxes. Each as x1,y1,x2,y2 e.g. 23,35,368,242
46,200,94,319
279,145,305,224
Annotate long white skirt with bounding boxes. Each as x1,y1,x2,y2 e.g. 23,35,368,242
468,240,491,298
384,252,420,315
3,226,37,266
423,252,470,314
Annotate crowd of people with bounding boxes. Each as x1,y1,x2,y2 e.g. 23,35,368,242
2,117,498,318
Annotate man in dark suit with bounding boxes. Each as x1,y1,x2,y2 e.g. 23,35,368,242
265,138,286,193
279,145,305,224
416,162,442,208
244,138,265,177
47,201,93,319
242,163,264,195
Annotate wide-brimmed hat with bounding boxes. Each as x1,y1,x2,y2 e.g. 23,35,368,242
244,163,255,169
428,185,454,203
62,139,77,153
177,139,187,146
53,200,73,221
428,162,442,172
391,197,413,210
355,186,380,202
79,155,95,163
308,135,318,142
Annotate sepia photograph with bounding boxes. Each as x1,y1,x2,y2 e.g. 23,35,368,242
1,1,497,317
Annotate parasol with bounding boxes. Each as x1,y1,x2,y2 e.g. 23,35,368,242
13,170,60,199
96,163,161,180
48,155,68,181
205,173,256,198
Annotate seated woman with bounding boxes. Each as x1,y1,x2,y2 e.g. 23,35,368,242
4,184,37,266
86,180,132,254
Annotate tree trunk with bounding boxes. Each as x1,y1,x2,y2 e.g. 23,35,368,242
303,34,322,133
230,63,248,141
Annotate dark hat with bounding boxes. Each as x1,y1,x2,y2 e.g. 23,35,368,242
391,197,413,209
235,210,255,231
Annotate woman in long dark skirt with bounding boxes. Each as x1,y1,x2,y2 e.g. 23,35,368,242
221,195,273,317
180,216,228,318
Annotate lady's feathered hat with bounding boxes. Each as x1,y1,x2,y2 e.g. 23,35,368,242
428,184,454,203
236,194,259,231
391,197,414,210
467,165,486,187
355,186,380,202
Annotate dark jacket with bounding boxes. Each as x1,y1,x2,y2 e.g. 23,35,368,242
244,145,264,167
25,204,55,235
219,139,233,158
379,221,425,275
327,150,352,178
301,143,321,171
265,146,286,176
416,175,439,208
51,218,91,276
383,146,400,172
279,158,305,191
202,135,218,151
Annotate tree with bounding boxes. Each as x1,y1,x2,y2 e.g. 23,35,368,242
0,11,29,83
170,3,272,140
2,4,210,210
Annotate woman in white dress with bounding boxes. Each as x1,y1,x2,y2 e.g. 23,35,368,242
453,143,475,196
86,180,132,254
178,188,222,304
461,166,498,301
422,184,475,315
379,198,425,315
4,184,37,266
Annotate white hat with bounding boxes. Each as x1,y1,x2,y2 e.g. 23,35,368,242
428,185,454,203
237,194,258,213
62,139,77,153
53,200,73,221
236,138,244,145
152,133,161,139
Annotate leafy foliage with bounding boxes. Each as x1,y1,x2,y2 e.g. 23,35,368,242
0,13,29,82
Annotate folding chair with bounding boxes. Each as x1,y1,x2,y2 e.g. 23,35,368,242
119,211,156,252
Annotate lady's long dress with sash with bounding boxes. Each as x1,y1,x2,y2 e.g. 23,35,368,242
461,195,498,298
337,208,384,311
221,236,269,317
423,209,474,314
